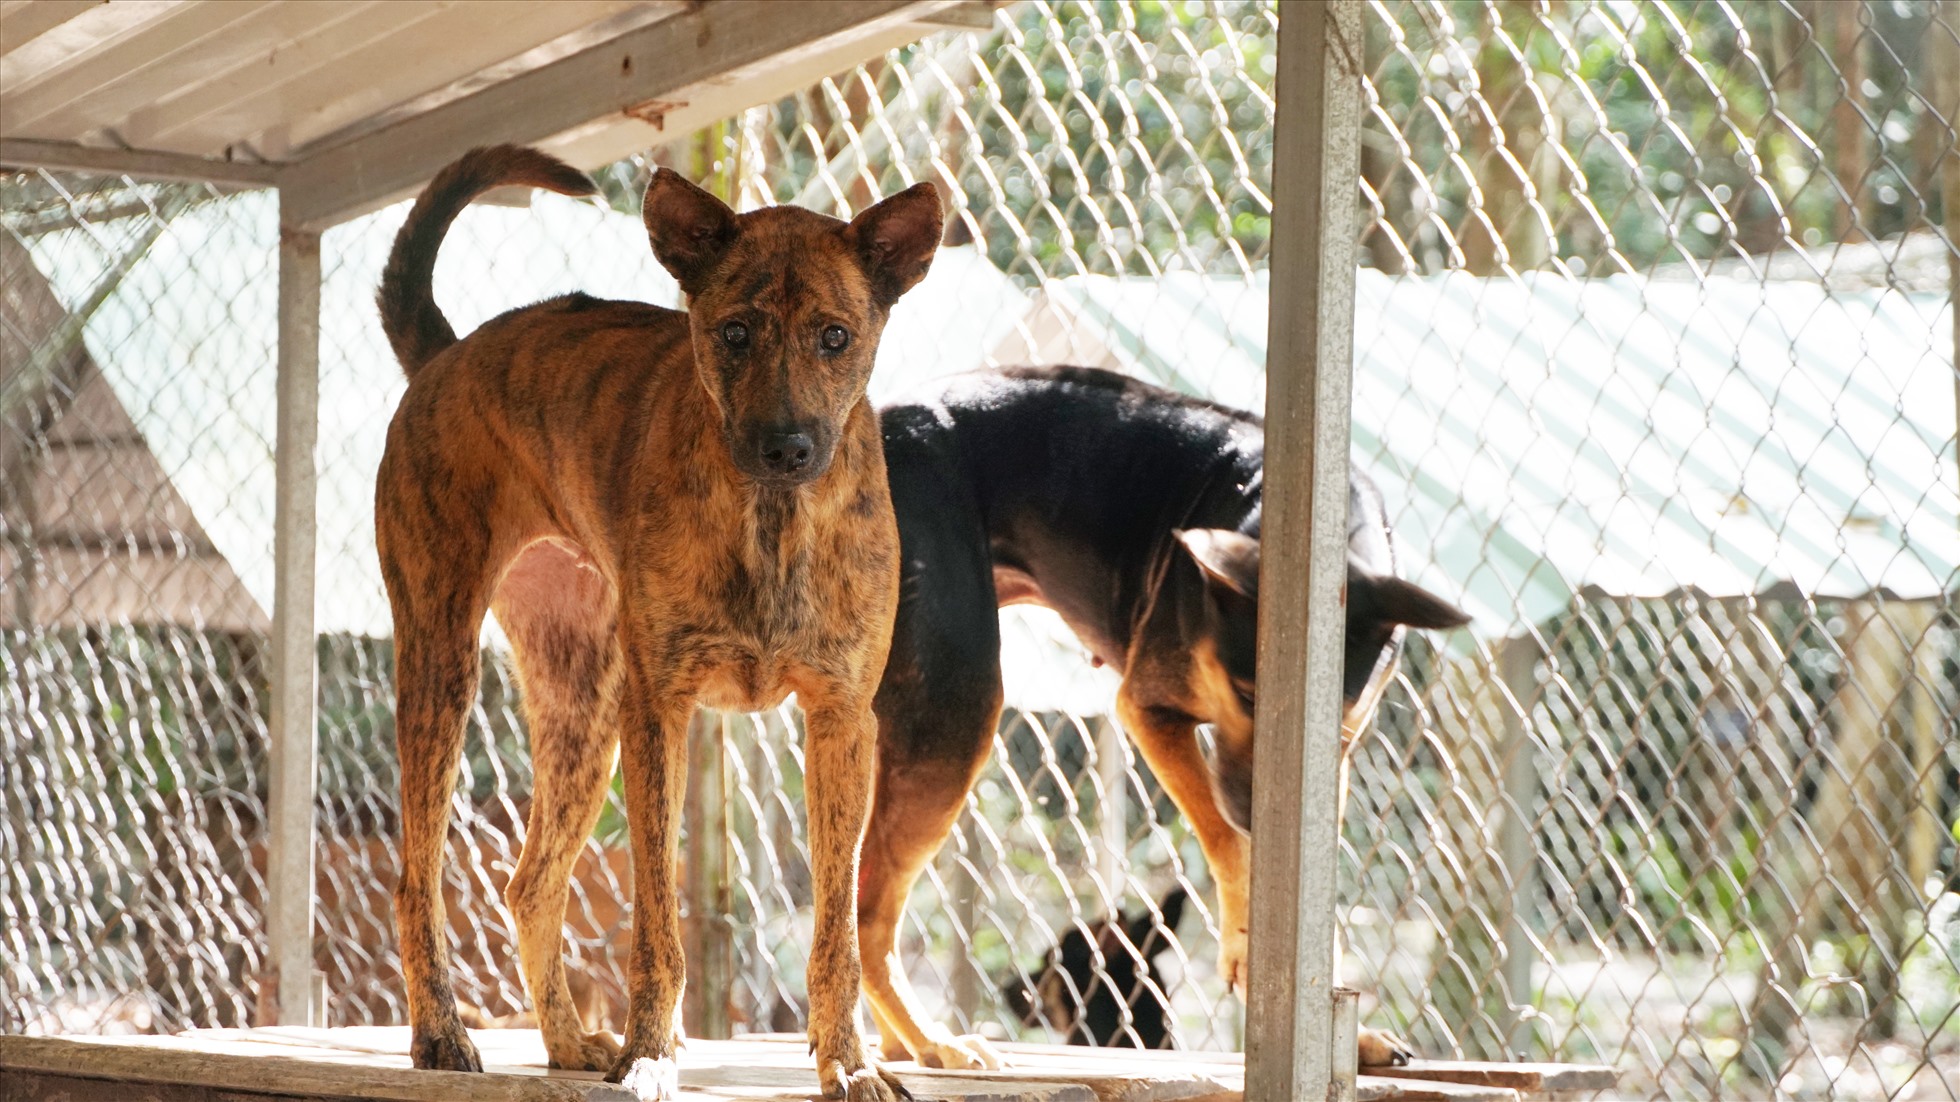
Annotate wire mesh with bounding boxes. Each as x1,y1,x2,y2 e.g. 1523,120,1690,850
2,3,1957,1100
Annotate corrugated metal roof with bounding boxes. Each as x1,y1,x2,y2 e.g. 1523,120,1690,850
1010,266,1959,641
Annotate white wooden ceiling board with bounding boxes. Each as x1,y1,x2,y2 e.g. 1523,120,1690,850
5,0,387,151
0,0,274,135
262,0,657,154
0,0,188,92
298,1,686,153
277,0,955,229
120,0,459,153
0,1,104,58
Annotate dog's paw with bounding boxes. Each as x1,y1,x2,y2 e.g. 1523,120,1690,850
410,1022,482,1072
1219,925,1249,996
610,1054,681,1101
546,1028,622,1072
877,1030,913,1062
607,1019,684,1102
817,1055,910,1102
914,1032,1002,1072
1357,1026,1414,1067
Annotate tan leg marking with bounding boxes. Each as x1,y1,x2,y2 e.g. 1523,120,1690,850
856,754,1002,1071
1116,691,1251,993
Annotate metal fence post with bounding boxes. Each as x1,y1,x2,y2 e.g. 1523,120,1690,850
267,197,321,1027
1246,2,1365,1099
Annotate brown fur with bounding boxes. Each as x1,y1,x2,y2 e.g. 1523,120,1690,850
375,146,939,1101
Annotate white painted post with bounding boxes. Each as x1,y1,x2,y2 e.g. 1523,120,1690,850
1941,1,1959,509
1330,987,1361,1102
1096,716,1128,902
1498,636,1541,1053
1245,2,1365,1100
268,199,322,1027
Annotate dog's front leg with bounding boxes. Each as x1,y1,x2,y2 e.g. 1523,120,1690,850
1115,693,1252,993
606,668,693,1101
803,698,908,1102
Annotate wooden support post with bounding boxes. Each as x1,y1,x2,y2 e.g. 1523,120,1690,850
683,709,734,1040
1245,3,1364,1100
1942,0,1960,513
947,837,980,1027
0,138,280,188
1765,602,1920,1040
267,200,321,1027
1904,606,1946,895
1497,637,1541,1054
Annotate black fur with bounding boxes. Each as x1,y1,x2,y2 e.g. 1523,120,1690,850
1002,888,1189,1048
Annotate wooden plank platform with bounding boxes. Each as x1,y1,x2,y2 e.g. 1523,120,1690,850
0,1028,1617,1102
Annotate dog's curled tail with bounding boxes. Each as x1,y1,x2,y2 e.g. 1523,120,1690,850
377,145,598,376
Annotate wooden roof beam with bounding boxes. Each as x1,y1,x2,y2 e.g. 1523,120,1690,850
0,135,278,186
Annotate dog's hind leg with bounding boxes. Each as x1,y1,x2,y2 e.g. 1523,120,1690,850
380,467,522,1074
857,732,1002,1071
858,440,1006,1072
858,591,1005,1069
497,541,624,1072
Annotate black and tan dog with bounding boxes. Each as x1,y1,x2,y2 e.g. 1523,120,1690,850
859,366,1469,1069
375,146,938,1101
1002,887,1189,1049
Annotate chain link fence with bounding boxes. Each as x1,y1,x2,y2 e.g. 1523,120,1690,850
4,3,1957,1100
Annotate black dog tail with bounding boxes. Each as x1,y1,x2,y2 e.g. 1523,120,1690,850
1128,885,1190,956
377,145,597,377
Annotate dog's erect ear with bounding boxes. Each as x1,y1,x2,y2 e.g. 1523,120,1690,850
644,168,737,294
1175,529,1261,600
845,182,942,307
1366,574,1471,630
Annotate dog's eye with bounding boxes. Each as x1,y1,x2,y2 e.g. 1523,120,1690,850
1231,680,1255,712
820,325,850,352
720,321,749,348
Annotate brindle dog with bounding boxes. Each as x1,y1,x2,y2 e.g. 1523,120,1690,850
860,367,1469,1070
375,146,939,1102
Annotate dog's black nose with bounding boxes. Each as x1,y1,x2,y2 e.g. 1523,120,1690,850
759,431,814,475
